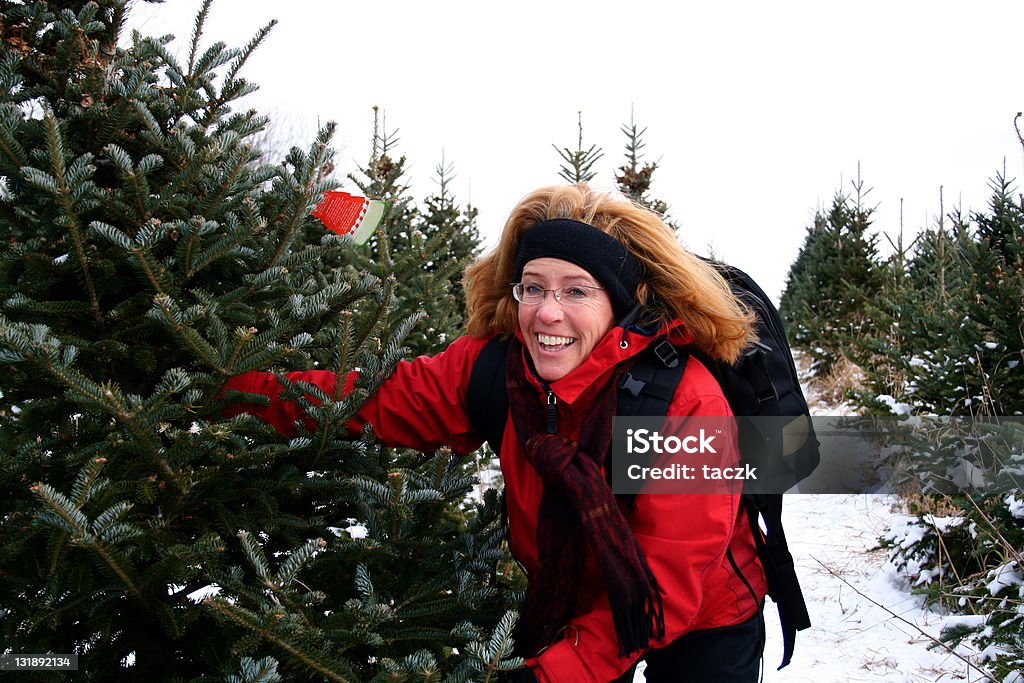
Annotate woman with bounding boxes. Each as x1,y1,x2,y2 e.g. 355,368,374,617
225,184,767,682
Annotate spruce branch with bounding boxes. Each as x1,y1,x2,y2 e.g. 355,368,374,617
201,15,278,126
381,310,426,370
238,529,272,582
0,79,29,169
103,143,163,220
266,123,338,270
31,478,145,601
0,315,192,496
349,275,399,376
198,138,259,216
193,42,232,102
34,111,102,323
223,324,258,374
92,219,174,294
186,233,249,279
962,490,1024,568
4,293,95,316
274,537,326,590
227,656,283,683
186,0,218,81
205,598,357,683
224,18,277,86
147,293,225,371
333,311,354,393
463,609,524,680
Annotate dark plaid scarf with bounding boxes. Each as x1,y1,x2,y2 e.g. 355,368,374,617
507,339,665,658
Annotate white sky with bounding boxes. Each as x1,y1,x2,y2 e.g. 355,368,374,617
126,0,1024,303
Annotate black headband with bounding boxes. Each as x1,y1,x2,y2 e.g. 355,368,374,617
513,218,642,319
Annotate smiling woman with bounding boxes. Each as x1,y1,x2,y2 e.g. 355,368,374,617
226,183,766,682
515,258,615,381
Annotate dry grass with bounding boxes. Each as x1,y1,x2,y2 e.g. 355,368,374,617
807,353,865,405
894,492,962,518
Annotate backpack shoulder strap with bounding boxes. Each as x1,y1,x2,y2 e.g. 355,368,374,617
466,336,511,455
617,339,689,416
744,493,812,669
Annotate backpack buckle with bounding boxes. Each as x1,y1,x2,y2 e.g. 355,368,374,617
652,340,680,368
619,372,646,397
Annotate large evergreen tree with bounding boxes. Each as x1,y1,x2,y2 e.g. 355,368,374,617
0,2,519,680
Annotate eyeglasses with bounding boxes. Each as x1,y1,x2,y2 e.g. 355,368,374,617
511,282,604,307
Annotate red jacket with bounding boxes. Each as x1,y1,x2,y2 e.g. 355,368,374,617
224,323,767,683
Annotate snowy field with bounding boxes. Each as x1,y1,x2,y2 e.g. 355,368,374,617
759,493,988,682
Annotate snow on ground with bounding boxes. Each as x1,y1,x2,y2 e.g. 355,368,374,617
759,494,987,682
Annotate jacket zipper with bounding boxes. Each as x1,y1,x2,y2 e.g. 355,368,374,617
540,382,558,434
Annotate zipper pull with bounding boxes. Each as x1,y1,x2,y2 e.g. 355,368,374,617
545,389,558,434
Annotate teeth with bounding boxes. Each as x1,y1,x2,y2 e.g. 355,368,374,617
538,334,574,346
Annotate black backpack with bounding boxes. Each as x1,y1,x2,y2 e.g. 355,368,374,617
465,260,817,670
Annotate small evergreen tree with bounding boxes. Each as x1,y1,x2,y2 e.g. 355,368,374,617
0,2,518,680
614,111,670,219
347,116,479,358
875,206,976,414
960,173,1024,415
849,220,916,404
553,111,603,184
779,172,884,377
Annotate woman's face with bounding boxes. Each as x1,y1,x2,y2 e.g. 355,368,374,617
517,257,616,382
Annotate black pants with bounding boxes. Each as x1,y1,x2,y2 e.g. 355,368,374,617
610,606,765,683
